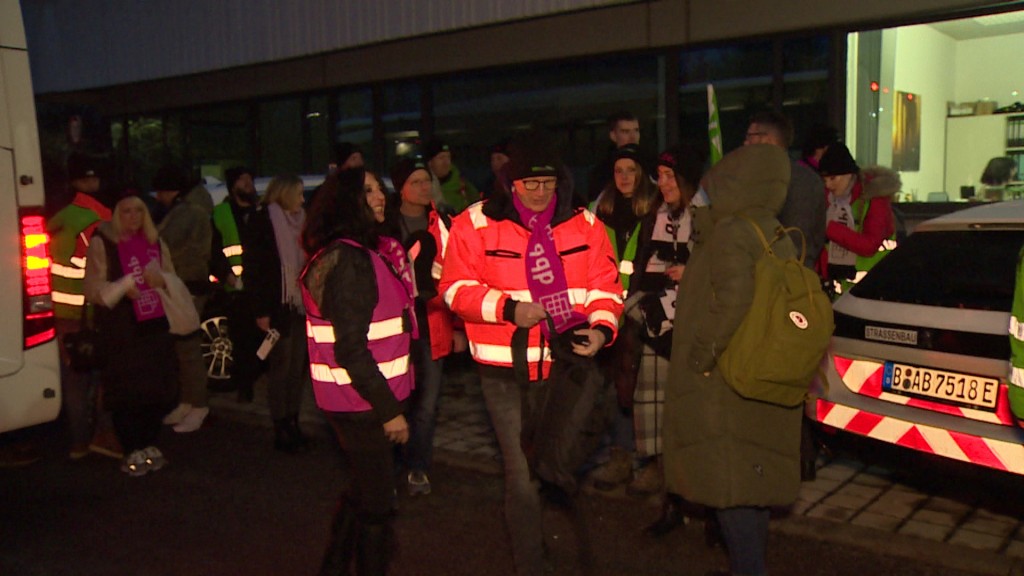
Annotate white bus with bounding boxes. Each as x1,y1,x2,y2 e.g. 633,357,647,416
0,0,60,433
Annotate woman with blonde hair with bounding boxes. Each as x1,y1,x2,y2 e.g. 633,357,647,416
84,194,177,476
246,175,311,452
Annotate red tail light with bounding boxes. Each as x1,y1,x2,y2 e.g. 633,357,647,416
21,209,54,348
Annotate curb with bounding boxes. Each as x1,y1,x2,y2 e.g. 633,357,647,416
773,514,1024,576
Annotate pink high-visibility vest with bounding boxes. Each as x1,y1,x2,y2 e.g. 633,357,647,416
301,238,414,413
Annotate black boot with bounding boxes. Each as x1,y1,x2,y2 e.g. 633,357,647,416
291,414,310,449
274,418,300,454
644,492,685,537
355,521,392,576
318,502,357,576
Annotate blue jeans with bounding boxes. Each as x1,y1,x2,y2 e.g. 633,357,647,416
405,338,443,473
716,506,770,576
479,368,545,576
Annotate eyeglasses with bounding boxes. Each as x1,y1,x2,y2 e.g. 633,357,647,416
520,179,557,191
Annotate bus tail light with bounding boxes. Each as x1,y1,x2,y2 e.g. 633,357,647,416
21,209,54,348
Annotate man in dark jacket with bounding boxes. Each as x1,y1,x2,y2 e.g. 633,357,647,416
211,166,263,402
153,164,214,431
586,110,641,202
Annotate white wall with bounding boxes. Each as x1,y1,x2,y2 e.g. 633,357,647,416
889,24,957,200
954,34,1024,105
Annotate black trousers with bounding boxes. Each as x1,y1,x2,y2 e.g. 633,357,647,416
111,404,164,453
324,411,397,523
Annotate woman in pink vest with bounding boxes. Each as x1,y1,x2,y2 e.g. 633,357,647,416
300,167,415,576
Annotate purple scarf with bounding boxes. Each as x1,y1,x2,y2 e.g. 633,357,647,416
376,235,419,339
118,232,165,322
512,193,586,338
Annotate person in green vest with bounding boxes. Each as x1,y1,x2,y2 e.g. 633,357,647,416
818,142,901,297
49,152,118,460
424,139,478,215
1009,244,1024,423
211,166,263,402
587,144,660,494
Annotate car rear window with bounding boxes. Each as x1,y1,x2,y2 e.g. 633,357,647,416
850,229,1024,311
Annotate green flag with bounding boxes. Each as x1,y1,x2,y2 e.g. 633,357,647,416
707,84,723,165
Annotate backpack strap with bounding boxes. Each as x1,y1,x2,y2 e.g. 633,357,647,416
737,214,808,263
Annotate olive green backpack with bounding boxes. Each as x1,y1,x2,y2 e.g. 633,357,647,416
718,216,834,407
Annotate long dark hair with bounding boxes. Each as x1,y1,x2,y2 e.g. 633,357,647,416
302,167,382,256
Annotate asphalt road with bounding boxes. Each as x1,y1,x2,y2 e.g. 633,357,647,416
0,414,1009,576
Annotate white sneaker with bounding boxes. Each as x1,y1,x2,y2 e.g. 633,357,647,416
162,403,193,425
142,446,166,471
173,406,209,433
121,450,150,477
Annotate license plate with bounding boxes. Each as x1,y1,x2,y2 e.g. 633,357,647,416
882,362,999,410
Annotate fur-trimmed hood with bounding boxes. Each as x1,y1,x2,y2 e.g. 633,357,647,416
858,166,901,201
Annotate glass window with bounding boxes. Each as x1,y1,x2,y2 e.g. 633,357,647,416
307,95,330,174
259,97,303,176
845,9,1024,202
336,88,374,166
783,35,830,150
185,104,253,182
851,229,1024,311
679,40,774,153
382,81,421,170
432,54,660,196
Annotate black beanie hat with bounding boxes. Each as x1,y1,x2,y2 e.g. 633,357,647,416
818,142,859,176
423,139,450,162
657,144,706,190
224,166,254,192
391,157,429,195
611,144,644,174
505,131,560,182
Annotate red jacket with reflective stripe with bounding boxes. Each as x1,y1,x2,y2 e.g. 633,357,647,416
440,201,622,380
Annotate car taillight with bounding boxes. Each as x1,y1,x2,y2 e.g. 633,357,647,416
21,209,54,349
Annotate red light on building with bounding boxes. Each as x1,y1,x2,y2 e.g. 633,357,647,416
870,81,880,92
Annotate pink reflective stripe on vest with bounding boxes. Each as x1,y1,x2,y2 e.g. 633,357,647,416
301,239,414,413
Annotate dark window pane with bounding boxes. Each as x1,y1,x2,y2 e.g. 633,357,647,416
336,88,374,165
432,54,660,195
382,81,421,169
679,41,773,152
307,95,330,174
186,104,253,180
851,229,1024,311
260,98,303,176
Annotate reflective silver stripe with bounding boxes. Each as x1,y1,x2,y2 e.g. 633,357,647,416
444,279,480,307
588,309,617,328
222,245,243,258
470,341,550,364
881,239,897,251
504,288,589,304
618,260,634,275
231,265,243,276
583,209,596,225
438,218,450,258
853,270,868,284
585,289,623,307
310,354,410,385
1011,316,1024,341
51,262,85,279
306,317,404,344
481,289,503,323
431,261,443,281
70,256,87,268
52,291,85,306
1012,365,1024,389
